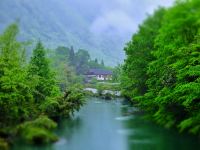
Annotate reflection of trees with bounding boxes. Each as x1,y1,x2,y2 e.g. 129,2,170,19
55,117,83,139
120,104,199,150
12,117,83,150
12,140,55,150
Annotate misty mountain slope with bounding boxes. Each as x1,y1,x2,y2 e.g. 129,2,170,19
0,0,125,66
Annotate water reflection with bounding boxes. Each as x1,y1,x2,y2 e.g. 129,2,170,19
56,117,83,138
12,98,200,150
120,105,199,150
50,98,128,150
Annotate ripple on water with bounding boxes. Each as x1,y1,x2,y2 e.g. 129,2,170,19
55,138,67,146
130,139,153,144
120,105,129,108
117,129,138,136
94,101,102,104
115,116,134,121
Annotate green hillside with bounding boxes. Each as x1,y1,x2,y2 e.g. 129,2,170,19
0,0,125,66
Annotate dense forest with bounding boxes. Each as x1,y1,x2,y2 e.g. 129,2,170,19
121,0,200,136
54,46,105,75
0,23,89,149
0,19,113,149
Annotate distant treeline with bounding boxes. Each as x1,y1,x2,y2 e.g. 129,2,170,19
121,0,200,136
54,46,105,75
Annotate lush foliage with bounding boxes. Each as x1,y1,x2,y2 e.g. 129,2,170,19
0,24,33,124
53,46,106,76
121,0,200,135
28,41,60,103
122,7,166,99
40,84,85,118
52,46,82,91
17,116,58,144
112,64,122,82
0,24,85,147
0,138,8,150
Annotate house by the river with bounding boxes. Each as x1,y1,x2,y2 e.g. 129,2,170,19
85,69,113,82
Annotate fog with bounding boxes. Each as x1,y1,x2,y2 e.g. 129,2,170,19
68,0,174,37
0,0,174,65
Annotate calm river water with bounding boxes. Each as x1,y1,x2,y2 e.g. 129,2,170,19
12,97,199,150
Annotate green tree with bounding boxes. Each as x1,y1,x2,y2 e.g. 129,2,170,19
55,46,70,62
94,58,98,64
0,24,86,147
28,41,59,103
112,64,122,82
69,46,75,66
122,7,166,98
75,49,90,74
88,60,101,69
145,0,200,131
0,23,33,123
53,46,83,90
121,0,200,135
101,59,104,67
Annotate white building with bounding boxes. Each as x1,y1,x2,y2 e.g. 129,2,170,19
85,69,113,82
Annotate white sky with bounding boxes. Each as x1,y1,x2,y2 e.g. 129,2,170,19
85,0,174,37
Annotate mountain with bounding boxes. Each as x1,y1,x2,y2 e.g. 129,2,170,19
0,0,125,66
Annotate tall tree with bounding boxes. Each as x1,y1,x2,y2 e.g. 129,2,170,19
28,41,57,102
145,0,200,130
53,46,82,91
55,46,70,62
75,49,90,74
122,8,166,98
101,59,104,67
0,23,33,122
121,0,200,135
69,46,75,66
94,58,98,64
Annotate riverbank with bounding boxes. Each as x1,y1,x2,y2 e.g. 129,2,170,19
0,87,85,150
84,87,121,98
11,97,200,150
84,82,121,99
120,0,200,137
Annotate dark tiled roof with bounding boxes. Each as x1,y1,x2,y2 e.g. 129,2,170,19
86,69,112,75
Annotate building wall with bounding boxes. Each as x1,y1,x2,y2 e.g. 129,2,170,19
97,75,104,81
96,75,112,81
86,74,112,82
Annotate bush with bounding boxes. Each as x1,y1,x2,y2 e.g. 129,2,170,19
0,138,8,150
63,85,85,115
40,85,85,118
19,127,58,144
17,116,58,144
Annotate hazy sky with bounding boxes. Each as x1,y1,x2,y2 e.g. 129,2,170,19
0,0,175,65
92,0,174,35
69,0,174,38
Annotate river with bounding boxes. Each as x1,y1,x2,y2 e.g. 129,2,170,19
12,97,199,150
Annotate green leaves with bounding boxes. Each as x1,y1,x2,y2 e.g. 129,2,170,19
178,114,200,134
17,116,58,144
122,7,166,98
0,23,86,146
28,41,59,102
121,0,200,135
0,23,33,123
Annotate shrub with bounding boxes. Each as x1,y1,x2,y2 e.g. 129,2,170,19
0,138,8,150
17,116,58,144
